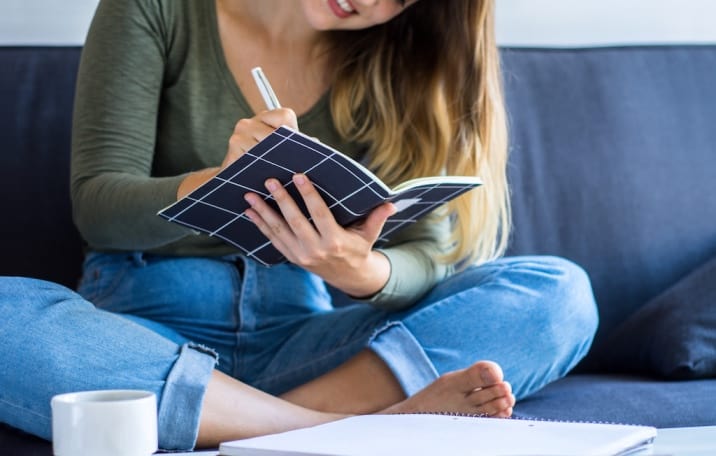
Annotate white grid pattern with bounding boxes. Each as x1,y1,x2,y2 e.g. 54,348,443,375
159,127,480,265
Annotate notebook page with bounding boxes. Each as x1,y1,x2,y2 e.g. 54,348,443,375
219,414,656,456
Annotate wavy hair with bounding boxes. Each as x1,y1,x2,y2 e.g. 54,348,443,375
325,0,510,267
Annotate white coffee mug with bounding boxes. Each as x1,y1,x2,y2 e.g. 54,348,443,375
51,389,158,456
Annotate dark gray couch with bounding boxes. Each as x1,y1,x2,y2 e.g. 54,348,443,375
1,45,715,454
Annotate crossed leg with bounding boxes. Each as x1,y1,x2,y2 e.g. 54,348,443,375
280,350,514,416
196,350,514,448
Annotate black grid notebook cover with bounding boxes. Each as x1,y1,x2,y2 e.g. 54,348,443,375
158,127,481,266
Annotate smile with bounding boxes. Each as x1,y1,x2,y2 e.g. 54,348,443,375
336,0,356,14
328,0,356,18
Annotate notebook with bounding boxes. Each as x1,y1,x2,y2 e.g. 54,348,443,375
218,413,657,456
157,126,482,266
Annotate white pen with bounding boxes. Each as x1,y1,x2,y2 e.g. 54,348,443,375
251,66,282,110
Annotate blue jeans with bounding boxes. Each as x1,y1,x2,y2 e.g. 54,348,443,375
0,254,598,450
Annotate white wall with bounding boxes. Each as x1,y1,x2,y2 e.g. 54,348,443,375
0,0,98,45
496,0,716,47
1,0,715,46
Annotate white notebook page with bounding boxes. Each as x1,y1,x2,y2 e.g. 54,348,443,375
219,413,657,456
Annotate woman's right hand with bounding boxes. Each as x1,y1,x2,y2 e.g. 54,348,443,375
221,108,298,168
177,108,298,199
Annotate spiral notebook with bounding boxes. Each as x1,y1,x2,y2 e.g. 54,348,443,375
218,413,657,456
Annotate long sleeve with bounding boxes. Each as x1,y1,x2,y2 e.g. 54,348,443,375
71,0,192,250
361,213,455,311
70,0,458,309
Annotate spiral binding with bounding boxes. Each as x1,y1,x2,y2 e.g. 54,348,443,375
399,411,643,427
398,411,490,418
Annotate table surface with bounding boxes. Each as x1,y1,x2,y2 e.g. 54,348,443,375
650,426,716,456
167,425,716,456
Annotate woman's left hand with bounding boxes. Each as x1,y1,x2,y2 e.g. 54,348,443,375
243,173,397,298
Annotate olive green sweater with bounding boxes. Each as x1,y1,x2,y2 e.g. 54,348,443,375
71,0,452,310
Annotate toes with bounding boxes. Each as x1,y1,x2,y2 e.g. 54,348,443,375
475,360,503,386
396,360,515,418
466,381,515,417
446,360,505,394
472,392,515,417
466,382,509,405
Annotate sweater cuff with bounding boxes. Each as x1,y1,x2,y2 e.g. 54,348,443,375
356,247,445,311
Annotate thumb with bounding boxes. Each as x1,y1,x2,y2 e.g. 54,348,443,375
356,202,397,241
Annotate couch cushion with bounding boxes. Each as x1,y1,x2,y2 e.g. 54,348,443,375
0,47,84,289
0,423,51,456
594,255,716,379
501,46,716,368
514,374,716,428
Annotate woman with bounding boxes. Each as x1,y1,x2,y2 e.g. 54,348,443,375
1,0,598,450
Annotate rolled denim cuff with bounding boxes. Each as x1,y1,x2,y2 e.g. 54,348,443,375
368,322,439,396
157,343,218,450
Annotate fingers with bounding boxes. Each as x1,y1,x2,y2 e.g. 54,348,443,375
224,108,297,167
260,107,298,130
291,174,395,241
264,177,320,245
291,174,339,237
359,202,397,240
240,108,297,134
243,176,321,262
244,173,393,269
243,192,293,255
225,118,274,165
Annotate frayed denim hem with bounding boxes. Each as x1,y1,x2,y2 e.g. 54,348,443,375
157,343,218,451
369,321,439,396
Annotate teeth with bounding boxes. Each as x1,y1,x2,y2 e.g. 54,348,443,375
336,0,355,13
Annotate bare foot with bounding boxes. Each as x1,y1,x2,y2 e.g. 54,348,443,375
381,361,515,418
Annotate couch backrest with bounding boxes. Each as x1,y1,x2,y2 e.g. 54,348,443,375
0,46,83,289
2,46,715,364
502,46,716,362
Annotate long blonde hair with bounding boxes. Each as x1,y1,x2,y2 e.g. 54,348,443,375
326,0,510,267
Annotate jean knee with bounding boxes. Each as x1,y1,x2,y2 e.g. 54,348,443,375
537,256,599,357
0,277,87,314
